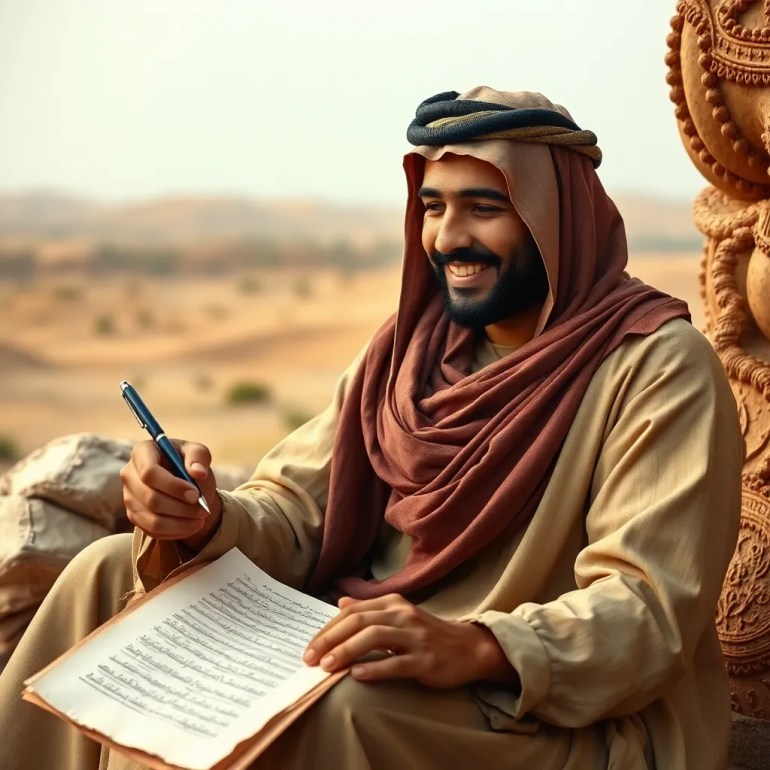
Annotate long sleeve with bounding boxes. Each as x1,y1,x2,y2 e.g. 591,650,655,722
473,322,743,728
133,347,367,592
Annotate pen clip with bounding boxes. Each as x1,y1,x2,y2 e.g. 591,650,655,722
122,391,147,429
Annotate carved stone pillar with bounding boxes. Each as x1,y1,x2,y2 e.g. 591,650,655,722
667,0,770,719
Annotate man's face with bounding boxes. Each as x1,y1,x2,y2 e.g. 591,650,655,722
419,154,548,330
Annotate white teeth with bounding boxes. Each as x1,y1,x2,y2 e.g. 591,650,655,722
448,263,487,277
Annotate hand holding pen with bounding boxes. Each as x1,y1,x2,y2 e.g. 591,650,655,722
119,381,222,544
121,381,210,513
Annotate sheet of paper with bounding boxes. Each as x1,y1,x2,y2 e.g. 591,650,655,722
27,548,339,770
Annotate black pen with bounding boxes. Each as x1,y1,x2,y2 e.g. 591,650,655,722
119,380,211,514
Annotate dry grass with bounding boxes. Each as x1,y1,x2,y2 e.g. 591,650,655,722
0,253,702,472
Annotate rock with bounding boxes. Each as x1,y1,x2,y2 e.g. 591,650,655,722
728,712,770,769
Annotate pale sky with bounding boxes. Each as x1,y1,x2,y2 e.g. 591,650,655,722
0,0,706,204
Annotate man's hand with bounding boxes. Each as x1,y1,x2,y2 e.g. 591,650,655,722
120,439,222,550
303,594,517,689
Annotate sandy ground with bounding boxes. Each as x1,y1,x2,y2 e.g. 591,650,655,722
0,254,703,473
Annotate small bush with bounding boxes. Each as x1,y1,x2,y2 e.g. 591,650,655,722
226,381,271,405
0,436,19,462
51,284,82,302
238,276,261,294
292,276,312,299
135,308,155,329
94,314,115,335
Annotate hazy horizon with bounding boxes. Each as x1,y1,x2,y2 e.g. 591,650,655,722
1,1,706,205
0,184,704,207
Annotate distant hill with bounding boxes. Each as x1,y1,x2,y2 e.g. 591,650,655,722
0,189,702,276
612,193,701,252
0,343,50,369
0,191,403,247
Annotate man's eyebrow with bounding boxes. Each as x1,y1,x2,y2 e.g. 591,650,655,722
417,186,510,203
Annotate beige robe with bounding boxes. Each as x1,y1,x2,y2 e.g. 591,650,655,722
0,318,742,770
129,318,743,769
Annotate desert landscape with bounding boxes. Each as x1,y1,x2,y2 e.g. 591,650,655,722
0,265,401,471
0,191,705,477
0,255,703,475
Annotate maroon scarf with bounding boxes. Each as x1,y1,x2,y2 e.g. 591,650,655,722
307,141,689,598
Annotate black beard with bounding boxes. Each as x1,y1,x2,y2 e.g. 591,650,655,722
430,244,549,329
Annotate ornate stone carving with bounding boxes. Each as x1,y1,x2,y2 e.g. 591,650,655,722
667,0,770,199
670,0,770,720
748,207,770,338
717,482,770,667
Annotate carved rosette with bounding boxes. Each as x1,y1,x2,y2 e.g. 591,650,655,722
670,0,770,720
667,0,770,199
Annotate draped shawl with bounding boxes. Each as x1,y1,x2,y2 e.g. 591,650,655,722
308,87,689,598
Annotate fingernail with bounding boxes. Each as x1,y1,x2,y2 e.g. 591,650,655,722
303,648,316,664
320,654,335,670
184,489,199,503
190,462,206,475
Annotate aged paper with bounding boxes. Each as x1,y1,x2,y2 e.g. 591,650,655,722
24,548,339,770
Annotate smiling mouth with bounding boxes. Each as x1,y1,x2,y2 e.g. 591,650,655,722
447,262,491,277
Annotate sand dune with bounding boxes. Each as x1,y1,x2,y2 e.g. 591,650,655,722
0,344,52,369
1,255,704,472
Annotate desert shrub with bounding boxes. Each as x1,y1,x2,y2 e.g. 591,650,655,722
51,284,82,302
134,308,155,328
0,436,19,462
226,381,271,405
238,276,261,294
292,276,312,299
94,314,115,335
98,244,178,275
281,406,314,432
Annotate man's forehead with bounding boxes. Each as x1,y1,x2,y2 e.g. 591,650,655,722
419,154,510,197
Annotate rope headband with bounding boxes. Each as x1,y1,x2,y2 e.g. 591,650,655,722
406,90,602,168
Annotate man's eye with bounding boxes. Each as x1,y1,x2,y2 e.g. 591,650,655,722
474,205,502,214
423,202,444,212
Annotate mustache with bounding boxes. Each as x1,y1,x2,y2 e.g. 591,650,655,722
431,247,501,268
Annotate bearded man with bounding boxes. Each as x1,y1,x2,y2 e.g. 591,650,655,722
0,87,743,770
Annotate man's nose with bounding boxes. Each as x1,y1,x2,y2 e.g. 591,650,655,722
434,213,473,254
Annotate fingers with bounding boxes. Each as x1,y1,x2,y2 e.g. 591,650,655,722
302,595,498,689
179,442,214,485
120,439,220,540
305,609,401,662
349,652,419,682
305,595,405,654
304,595,424,672
317,623,415,676
123,486,206,540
